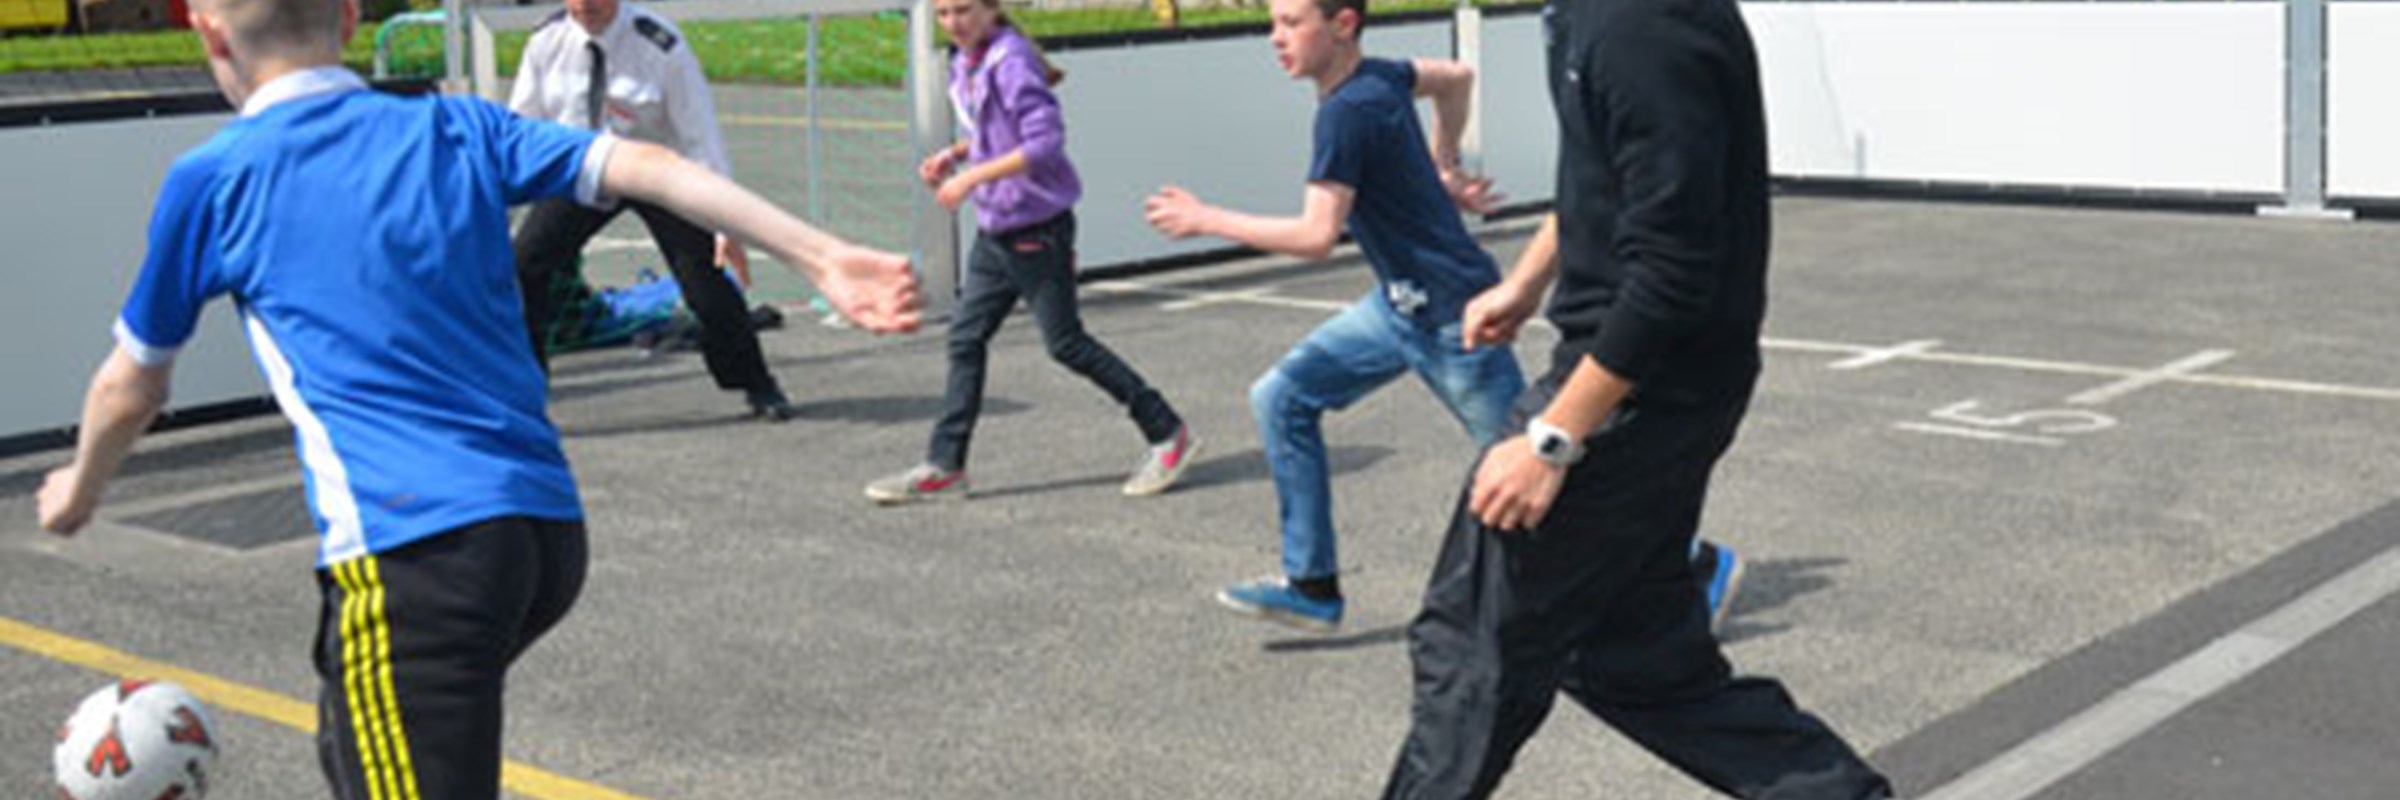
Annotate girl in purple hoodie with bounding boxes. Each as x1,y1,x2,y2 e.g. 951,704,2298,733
866,0,1198,504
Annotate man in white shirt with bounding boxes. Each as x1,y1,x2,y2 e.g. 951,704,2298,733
510,0,797,419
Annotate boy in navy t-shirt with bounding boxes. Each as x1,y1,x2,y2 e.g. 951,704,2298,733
33,0,918,796
1147,0,1740,633
1144,0,1521,632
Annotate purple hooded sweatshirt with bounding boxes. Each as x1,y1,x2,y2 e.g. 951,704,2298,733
951,25,1081,234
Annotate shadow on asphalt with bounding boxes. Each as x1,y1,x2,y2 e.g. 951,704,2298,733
555,412,764,440
1248,555,1856,652
1262,624,1408,653
1172,444,1398,492
0,425,293,496
1718,556,1850,644
969,471,1128,501
790,394,1030,425
966,443,1398,501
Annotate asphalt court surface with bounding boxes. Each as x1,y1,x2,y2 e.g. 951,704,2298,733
5,196,2400,798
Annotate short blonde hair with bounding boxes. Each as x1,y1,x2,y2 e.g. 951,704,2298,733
200,0,347,59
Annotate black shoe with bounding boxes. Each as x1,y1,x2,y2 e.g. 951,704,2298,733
749,303,786,332
746,387,796,422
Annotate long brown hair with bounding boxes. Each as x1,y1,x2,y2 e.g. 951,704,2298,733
990,7,1065,87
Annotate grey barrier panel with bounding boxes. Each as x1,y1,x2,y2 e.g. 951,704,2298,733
0,114,265,439
1481,11,1559,215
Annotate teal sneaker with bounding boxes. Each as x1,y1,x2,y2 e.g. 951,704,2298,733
1215,575,1344,633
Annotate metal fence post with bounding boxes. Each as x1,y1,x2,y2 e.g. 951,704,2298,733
2262,0,2351,220
909,0,959,316
441,0,468,95
806,12,824,224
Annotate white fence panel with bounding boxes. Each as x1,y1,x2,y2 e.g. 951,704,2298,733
1747,3,2284,193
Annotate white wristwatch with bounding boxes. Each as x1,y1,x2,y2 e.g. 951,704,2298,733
1526,417,1585,467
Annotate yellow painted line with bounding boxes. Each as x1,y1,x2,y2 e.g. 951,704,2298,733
0,615,650,800
721,112,907,132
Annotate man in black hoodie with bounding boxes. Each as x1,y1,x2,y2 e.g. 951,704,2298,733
1375,0,1894,797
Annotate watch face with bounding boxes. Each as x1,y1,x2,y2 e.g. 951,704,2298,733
1537,436,1565,458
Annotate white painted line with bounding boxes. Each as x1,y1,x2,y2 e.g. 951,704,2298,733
1160,286,1280,312
1891,422,2065,447
586,235,654,254
100,474,302,520
1759,337,1866,356
1877,349,2138,379
1923,544,2400,800
2066,349,2239,405
1099,279,2400,404
1829,339,1943,370
2176,372,2400,403
1085,280,1346,314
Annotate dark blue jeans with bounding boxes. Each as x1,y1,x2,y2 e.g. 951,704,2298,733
927,212,1180,471
1252,293,1523,581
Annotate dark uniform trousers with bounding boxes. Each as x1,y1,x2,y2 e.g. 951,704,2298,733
1382,375,1892,800
313,517,588,800
514,197,774,392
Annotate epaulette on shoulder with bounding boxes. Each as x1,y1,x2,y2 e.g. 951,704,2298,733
633,15,680,53
536,9,567,30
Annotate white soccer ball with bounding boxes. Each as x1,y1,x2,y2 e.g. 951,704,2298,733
53,680,219,800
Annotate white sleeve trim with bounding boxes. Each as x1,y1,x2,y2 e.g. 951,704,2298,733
113,317,180,367
576,133,620,209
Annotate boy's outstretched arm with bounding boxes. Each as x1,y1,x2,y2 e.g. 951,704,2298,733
1144,180,1353,262
600,139,923,334
38,350,172,535
1411,58,1504,214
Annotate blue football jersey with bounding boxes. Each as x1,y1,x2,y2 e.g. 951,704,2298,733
116,68,610,565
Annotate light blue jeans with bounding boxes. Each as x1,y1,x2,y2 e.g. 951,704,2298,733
1251,293,1525,581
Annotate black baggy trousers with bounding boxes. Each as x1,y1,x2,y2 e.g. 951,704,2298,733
313,517,588,800
514,197,775,392
1381,375,1892,800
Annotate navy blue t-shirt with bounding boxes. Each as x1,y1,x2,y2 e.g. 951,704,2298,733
1308,58,1499,324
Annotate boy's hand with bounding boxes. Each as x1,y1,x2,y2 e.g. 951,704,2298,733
1143,185,1214,239
37,466,98,536
1469,436,1565,533
815,245,924,334
917,148,959,190
1462,280,1540,350
1440,168,1505,216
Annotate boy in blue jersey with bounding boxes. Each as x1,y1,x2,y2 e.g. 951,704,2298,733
1146,0,1743,634
32,0,919,796
1144,0,1520,632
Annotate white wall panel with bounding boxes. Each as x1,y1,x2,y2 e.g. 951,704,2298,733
1747,4,2283,192
2329,3,2400,199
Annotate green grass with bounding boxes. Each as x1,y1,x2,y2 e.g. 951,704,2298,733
0,22,420,73
2,0,1515,85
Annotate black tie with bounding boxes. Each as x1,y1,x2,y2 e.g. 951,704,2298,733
584,41,607,131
